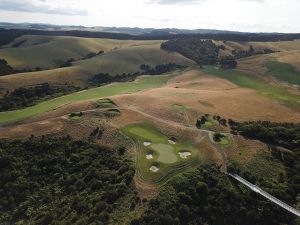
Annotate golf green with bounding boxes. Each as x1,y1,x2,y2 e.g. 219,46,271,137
150,144,177,164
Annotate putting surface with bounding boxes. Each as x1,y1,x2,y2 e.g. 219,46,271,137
151,144,177,164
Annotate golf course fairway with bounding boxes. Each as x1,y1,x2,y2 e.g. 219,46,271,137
0,75,171,124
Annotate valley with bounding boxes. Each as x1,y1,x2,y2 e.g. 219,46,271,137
0,30,300,225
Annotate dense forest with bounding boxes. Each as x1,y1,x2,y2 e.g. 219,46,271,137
1,28,300,47
0,136,136,224
161,39,220,65
161,38,276,68
132,165,294,225
228,120,300,212
0,83,80,111
229,120,300,150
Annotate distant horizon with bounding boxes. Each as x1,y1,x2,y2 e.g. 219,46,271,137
1,21,299,34
0,0,298,33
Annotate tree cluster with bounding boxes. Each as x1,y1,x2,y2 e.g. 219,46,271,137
161,39,221,65
0,83,80,111
213,132,225,142
140,63,186,75
219,56,237,69
82,51,104,60
89,63,184,86
196,114,208,128
0,59,14,76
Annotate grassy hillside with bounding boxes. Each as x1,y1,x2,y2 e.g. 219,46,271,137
0,35,163,69
202,66,300,111
267,60,300,85
0,75,171,124
0,40,194,93
215,39,300,55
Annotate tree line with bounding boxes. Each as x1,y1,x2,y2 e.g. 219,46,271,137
0,82,80,111
1,28,300,47
89,63,185,86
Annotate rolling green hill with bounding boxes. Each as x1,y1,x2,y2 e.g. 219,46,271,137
0,35,164,69
0,38,194,93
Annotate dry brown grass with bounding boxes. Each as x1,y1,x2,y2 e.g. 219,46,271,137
0,118,65,139
2,68,300,141
112,70,300,122
214,39,300,56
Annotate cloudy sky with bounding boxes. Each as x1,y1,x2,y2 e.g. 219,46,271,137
0,0,299,33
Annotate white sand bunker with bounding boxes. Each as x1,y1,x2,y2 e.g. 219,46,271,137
168,138,177,145
143,141,152,146
168,140,176,145
146,154,153,159
150,166,159,172
179,152,192,159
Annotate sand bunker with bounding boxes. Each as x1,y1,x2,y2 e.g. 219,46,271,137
150,166,159,172
143,141,152,146
168,137,177,145
146,154,153,159
179,152,192,159
168,140,176,145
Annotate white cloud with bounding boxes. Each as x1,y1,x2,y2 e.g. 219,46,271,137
0,0,298,32
147,0,204,5
0,0,88,15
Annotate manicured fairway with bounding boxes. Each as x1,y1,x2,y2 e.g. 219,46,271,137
0,75,171,124
267,60,300,85
124,124,167,143
202,66,300,110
